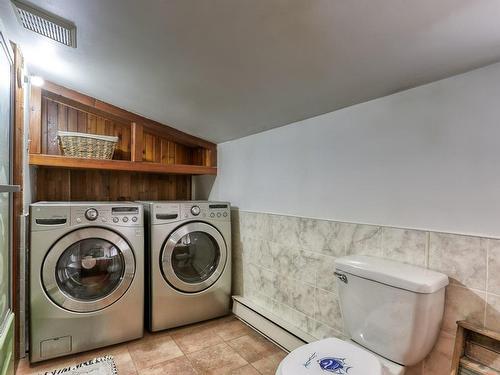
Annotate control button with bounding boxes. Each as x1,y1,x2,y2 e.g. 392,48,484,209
112,217,119,223
85,208,98,221
132,216,138,222
210,213,215,218
191,205,201,216
223,212,228,217
216,212,221,218
76,217,82,223
122,217,129,223
101,218,107,223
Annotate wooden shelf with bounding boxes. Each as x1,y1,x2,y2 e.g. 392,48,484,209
29,154,217,175
451,321,500,375
459,358,500,374
28,81,217,201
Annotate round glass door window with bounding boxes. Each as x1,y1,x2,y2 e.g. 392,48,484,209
42,227,136,313
56,238,125,301
161,222,227,293
171,231,220,284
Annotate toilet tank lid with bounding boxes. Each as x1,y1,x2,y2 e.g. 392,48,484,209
335,255,449,293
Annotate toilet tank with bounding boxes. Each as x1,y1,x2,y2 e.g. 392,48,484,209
335,255,449,366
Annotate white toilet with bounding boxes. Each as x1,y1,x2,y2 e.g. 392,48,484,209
276,255,449,375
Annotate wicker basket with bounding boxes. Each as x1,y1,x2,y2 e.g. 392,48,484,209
57,131,118,159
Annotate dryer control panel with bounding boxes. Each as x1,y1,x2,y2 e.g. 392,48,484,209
202,203,230,220
151,202,230,224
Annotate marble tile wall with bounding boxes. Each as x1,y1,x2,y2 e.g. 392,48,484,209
231,210,500,375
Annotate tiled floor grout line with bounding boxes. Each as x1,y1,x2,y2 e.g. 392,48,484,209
249,361,264,375
184,350,201,375
124,345,139,374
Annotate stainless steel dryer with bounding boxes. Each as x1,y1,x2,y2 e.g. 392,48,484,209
29,202,144,363
142,201,231,331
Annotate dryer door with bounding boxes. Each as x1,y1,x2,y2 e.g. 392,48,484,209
161,222,227,293
42,227,135,313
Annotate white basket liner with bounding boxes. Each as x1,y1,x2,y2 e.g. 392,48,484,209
57,131,119,143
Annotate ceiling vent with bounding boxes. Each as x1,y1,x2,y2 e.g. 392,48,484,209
11,0,76,48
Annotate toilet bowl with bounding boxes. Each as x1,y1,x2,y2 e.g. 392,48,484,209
275,255,449,375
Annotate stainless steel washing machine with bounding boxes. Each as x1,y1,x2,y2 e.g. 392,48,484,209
29,202,144,363
142,201,231,331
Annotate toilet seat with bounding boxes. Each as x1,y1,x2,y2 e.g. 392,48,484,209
277,337,383,375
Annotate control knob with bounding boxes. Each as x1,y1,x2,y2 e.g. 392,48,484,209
191,205,201,216
85,208,98,221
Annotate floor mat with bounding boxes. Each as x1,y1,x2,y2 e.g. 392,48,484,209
40,355,118,375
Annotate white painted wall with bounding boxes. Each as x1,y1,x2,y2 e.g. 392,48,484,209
199,62,500,238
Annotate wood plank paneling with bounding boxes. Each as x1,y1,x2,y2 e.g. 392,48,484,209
87,114,97,134
175,143,190,165
29,86,41,153
192,147,213,166
160,139,177,165
131,122,143,162
35,168,71,201
35,168,191,201
96,117,105,134
154,137,161,164
41,96,48,154
46,99,59,154
144,132,154,162
57,102,68,132
77,110,87,133
141,131,208,166
119,122,131,160
67,107,78,132
70,170,110,201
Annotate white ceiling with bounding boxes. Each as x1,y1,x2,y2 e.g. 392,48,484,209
1,0,500,143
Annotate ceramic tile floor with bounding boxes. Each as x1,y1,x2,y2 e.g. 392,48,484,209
16,315,287,375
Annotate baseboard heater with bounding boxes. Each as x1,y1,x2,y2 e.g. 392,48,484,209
232,296,315,352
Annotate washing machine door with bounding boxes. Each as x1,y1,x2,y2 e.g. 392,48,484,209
42,227,135,313
161,222,227,293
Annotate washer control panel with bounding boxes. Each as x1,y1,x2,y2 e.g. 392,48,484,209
72,204,143,226
152,202,230,224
